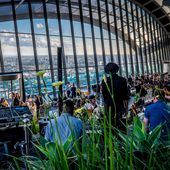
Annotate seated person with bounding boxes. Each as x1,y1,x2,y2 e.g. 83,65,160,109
140,85,147,98
135,80,142,94
143,90,170,141
164,84,170,101
0,98,9,107
165,95,170,101
45,99,83,145
84,95,98,118
75,99,83,108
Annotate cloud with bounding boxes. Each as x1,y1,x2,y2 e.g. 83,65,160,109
2,29,8,32
36,23,44,29
9,37,15,42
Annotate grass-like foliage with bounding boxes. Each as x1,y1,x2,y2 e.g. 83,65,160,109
12,72,170,169
13,114,170,170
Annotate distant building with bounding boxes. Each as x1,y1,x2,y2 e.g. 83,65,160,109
0,0,169,96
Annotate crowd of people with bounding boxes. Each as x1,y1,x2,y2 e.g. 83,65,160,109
0,62,170,145
45,63,170,145
0,93,43,119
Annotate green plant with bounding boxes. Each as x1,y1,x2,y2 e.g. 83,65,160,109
118,117,170,169
13,72,170,170
13,114,170,170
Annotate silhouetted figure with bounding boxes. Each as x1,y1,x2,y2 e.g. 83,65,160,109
13,97,20,106
66,82,71,97
71,83,77,98
35,95,41,118
102,63,129,131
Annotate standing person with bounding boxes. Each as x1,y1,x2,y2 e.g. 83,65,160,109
13,93,20,106
26,95,32,107
35,95,41,118
71,83,77,98
29,101,37,117
66,82,71,98
101,63,129,130
15,93,21,101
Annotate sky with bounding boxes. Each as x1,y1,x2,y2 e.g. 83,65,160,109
0,18,129,57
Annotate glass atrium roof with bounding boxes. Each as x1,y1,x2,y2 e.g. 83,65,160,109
0,0,169,49
0,0,170,34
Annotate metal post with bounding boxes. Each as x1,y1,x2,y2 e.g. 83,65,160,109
78,0,90,91
140,8,149,74
21,72,26,102
130,1,139,75
144,11,153,74
27,0,41,94
160,27,167,61
96,0,106,66
105,0,114,63
156,23,164,72
0,40,4,72
148,14,157,73
135,4,144,74
112,0,122,75
11,0,22,71
88,0,99,83
119,0,129,77
57,47,63,115
153,20,161,73
42,0,56,96
56,0,68,84
67,0,80,88
125,1,134,75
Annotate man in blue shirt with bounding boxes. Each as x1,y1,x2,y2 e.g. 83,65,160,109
45,99,83,145
144,90,170,140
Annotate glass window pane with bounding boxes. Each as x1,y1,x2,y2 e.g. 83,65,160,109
75,37,85,67
18,33,35,71
63,37,74,68
34,35,50,69
79,67,87,87
1,33,19,72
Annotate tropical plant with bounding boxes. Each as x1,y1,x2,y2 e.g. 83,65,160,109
12,72,170,170
118,117,170,169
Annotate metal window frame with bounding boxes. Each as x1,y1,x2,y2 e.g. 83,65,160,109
140,8,149,74
96,0,106,66
156,23,165,72
105,0,114,63
55,0,67,84
27,0,41,93
130,1,139,75
156,22,163,72
42,0,56,96
88,0,99,83
151,17,160,73
124,0,134,75
148,14,157,72
119,0,129,77
78,0,90,91
67,0,80,88
0,40,4,72
163,32,169,61
167,38,170,61
11,0,22,71
144,11,153,73
118,0,128,77
153,19,162,73
112,0,122,75
160,27,166,61
135,4,144,74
